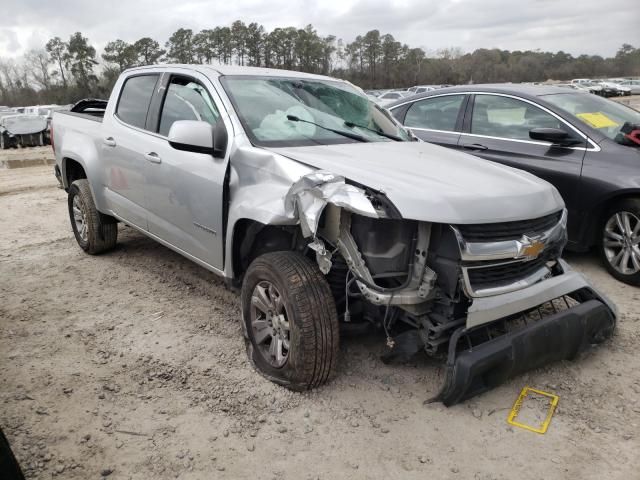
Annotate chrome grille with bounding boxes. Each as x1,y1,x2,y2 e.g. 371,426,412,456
455,211,563,243
466,256,549,291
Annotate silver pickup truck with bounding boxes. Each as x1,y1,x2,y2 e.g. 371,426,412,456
52,65,617,405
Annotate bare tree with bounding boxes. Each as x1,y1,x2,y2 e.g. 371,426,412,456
24,49,52,89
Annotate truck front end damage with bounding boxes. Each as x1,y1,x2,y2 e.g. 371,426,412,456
289,172,617,405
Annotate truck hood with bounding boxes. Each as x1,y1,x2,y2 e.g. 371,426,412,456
267,141,564,224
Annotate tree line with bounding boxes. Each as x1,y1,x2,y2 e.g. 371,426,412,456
1,20,639,107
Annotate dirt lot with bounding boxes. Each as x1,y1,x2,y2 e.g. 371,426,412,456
1,159,639,480
612,94,640,111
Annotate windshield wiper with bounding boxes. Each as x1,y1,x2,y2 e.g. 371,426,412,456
286,115,369,142
344,121,404,141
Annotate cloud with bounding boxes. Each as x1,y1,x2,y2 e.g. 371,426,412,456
0,0,636,58
0,28,21,54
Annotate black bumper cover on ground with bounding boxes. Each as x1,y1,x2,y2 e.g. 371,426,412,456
434,299,616,406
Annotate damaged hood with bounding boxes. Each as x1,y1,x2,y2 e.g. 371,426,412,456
267,142,564,224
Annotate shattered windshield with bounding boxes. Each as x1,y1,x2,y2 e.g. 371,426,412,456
542,92,640,145
221,76,410,147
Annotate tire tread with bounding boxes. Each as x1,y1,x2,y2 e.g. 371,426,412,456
242,251,339,390
69,179,117,254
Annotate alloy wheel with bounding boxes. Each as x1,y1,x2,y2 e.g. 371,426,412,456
250,280,291,368
603,210,640,275
72,195,88,242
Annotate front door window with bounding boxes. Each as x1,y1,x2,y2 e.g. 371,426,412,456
471,95,566,141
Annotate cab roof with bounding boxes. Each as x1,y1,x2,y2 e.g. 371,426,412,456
123,64,338,82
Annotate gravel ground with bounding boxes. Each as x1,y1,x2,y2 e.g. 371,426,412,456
612,94,640,111
1,162,639,480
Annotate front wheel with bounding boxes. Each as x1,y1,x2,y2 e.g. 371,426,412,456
68,179,118,254
241,251,339,390
599,198,640,286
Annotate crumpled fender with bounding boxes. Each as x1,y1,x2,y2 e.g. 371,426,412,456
284,171,378,237
223,142,378,278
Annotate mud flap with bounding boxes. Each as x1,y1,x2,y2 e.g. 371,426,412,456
432,299,615,406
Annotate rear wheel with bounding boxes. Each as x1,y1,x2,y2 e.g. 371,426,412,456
68,179,118,254
241,251,339,390
599,198,640,286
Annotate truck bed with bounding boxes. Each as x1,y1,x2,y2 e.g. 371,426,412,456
51,99,106,176
59,98,108,123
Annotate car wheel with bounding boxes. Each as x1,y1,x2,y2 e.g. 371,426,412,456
68,179,118,254
0,134,5,150
241,251,339,390
599,198,640,286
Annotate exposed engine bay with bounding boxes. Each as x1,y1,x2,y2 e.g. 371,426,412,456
287,171,617,405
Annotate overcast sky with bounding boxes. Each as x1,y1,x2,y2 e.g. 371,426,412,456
0,0,638,59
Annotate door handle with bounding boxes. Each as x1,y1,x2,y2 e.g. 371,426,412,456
145,152,162,164
103,137,116,147
462,143,488,151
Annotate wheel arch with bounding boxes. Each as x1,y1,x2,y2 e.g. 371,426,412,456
61,156,87,190
583,189,640,248
230,218,298,286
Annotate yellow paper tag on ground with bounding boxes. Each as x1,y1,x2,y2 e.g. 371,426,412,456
576,112,619,129
507,386,559,434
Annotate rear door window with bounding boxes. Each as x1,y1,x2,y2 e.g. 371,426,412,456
116,75,159,129
404,94,465,131
158,77,220,137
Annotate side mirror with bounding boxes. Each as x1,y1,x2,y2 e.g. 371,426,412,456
167,120,227,157
529,127,582,146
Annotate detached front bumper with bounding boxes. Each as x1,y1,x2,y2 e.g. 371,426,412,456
466,259,617,328
432,260,617,406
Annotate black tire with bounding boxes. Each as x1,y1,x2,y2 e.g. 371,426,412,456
0,133,7,150
599,198,640,286
241,251,339,390
68,179,118,254
0,428,25,480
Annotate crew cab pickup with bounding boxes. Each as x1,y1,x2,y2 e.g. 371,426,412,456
52,65,617,405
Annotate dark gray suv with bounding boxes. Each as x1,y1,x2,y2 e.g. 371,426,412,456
389,85,640,285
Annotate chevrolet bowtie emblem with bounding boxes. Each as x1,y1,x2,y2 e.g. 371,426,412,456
521,237,545,259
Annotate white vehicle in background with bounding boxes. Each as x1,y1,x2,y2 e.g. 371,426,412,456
570,78,592,86
0,110,48,149
366,94,383,105
599,80,632,96
617,79,640,95
377,90,411,105
571,79,612,96
12,104,71,145
408,85,443,94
